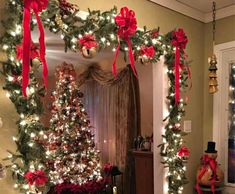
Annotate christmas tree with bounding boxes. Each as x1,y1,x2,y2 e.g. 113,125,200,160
44,62,104,193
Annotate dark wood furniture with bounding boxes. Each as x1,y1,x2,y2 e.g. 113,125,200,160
133,151,153,194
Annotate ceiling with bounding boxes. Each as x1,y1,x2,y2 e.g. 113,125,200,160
150,0,235,23
177,0,235,13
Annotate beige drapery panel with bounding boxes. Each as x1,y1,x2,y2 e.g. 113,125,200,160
78,65,140,194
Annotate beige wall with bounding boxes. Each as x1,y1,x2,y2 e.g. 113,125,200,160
1,0,234,194
203,16,235,149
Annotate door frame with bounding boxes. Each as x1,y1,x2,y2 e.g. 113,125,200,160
213,41,235,192
153,56,168,194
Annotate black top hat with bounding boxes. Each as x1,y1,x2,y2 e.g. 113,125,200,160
205,141,217,153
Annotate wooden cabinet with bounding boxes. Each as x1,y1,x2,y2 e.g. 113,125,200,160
133,151,153,194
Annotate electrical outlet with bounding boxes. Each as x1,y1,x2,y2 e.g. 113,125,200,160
184,120,191,133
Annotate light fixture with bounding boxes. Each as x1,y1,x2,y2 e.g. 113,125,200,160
208,2,218,94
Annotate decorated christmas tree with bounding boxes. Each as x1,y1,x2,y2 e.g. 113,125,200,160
44,63,104,193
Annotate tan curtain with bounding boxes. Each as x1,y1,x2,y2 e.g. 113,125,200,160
78,65,140,194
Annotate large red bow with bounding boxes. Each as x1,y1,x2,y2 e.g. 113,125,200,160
25,170,48,186
177,146,190,157
196,155,217,194
171,28,188,104
79,34,98,49
113,7,137,76
22,0,48,97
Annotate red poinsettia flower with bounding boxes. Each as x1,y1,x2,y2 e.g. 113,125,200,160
177,146,190,157
171,28,188,49
140,46,155,58
16,42,40,61
79,34,98,49
115,7,137,39
25,170,48,186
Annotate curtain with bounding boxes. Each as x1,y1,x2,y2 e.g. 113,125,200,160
78,65,140,194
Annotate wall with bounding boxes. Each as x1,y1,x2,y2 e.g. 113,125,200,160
0,0,207,194
203,16,235,149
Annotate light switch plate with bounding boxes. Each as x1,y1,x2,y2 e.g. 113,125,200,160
184,120,191,133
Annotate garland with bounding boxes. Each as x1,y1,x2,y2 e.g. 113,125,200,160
0,0,191,193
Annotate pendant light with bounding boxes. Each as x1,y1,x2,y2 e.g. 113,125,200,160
208,2,218,94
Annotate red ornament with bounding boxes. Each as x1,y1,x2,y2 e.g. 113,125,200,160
140,46,155,59
58,0,76,16
79,34,98,49
22,0,48,97
25,170,48,186
177,146,190,158
113,7,137,76
171,28,188,104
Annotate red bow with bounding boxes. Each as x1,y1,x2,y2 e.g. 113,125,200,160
171,28,188,104
79,34,98,49
140,46,155,58
22,0,48,97
177,146,190,157
25,170,48,186
113,7,137,76
16,41,40,61
196,155,217,194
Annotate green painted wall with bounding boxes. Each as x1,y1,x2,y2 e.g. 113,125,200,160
203,16,235,149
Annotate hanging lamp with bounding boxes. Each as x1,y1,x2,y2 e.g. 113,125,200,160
208,1,218,94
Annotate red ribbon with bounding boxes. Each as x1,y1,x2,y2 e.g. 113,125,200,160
177,146,190,157
113,7,137,76
22,0,48,97
171,29,188,104
140,46,155,58
25,170,48,186
79,34,98,49
196,155,217,194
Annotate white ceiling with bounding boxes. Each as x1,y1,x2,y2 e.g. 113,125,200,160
177,0,235,13
150,0,235,22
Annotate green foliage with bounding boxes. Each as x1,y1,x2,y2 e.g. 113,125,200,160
0,0,191,193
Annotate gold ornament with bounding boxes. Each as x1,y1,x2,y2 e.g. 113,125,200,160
31,57,41,71
55,14,64,29
81,46,97,59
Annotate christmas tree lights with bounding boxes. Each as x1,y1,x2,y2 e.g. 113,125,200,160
43,63,104,193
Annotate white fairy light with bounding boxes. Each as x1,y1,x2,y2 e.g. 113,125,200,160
20,120,26,126
60,34,65,39
2,44,9,50
6,92,11,98
30,133,36,138
112,48,116,52
101,37,106,42
110,34,115,40
78,34,83,38
152,38,158,45
12,136,17,141
10,31,16,37
14,184,18,188
106,41,111,46
124,47,128,51
7,76,14,81
28,142,34,147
